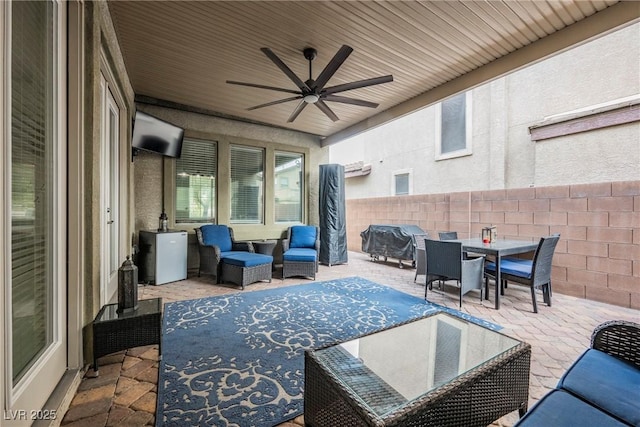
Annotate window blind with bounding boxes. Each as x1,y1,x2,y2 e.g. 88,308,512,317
441,93,466,154
275,152,303,222
175,138,217,223
230,145,263,223
11,0,55,384
395,173,409,195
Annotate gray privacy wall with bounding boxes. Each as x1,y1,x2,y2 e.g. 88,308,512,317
345,181,640,310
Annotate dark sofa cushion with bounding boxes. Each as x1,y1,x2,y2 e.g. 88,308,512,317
514,389,629,427
558,349,640,426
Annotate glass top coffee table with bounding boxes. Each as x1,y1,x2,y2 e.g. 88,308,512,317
304,311,531,427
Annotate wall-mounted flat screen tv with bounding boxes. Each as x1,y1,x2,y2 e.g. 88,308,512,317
131,111,184,158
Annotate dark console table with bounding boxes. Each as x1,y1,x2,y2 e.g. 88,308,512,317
92,297,162,374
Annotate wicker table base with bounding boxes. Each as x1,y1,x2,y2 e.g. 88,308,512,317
92,298,162,374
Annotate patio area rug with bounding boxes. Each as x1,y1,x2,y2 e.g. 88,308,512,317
156,276,500,427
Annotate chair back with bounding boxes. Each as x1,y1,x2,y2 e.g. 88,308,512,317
289,225,317,249
199,224,232,252
531,235,560,287
413,234,428,251
425,239,462,280
438,231,458,240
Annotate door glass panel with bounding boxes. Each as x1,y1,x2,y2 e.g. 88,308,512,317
108,103,119,274
11,0,55,384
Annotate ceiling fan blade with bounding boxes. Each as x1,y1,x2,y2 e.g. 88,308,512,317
261,48,310,92
313,45,353,91
226,80,301,95
287,100,308,123
323,75,394,95
323,94,379,108
315,100,339,122
247,96,302,111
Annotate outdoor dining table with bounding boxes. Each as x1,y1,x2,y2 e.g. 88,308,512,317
457,238,539,310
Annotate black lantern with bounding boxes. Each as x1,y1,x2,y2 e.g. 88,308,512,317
118,256,138,313
158,211,168,232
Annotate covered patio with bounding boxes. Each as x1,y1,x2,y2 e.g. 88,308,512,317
61,251,640,426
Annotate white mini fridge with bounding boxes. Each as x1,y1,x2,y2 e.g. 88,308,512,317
138,230,188,285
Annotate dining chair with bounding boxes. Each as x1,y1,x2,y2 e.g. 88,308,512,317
484,235,560,313
413,233,429,282
438,231,458,240
424,239,484,307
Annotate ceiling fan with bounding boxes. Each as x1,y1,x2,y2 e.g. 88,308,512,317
226,45,393,123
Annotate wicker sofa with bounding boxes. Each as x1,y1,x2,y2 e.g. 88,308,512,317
515,320,640,427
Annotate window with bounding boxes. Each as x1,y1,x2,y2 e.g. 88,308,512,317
175,138,216,223
275,152,303,222
230,145,264,223
10,0,61,386
435,92,472,159
394,170,411,195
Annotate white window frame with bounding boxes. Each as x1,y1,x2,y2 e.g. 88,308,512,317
392,169,412,196
435,91,473,160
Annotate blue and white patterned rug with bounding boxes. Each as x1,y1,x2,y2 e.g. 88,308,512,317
156,276,500,427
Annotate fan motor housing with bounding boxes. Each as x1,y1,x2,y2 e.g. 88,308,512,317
303,47,317,61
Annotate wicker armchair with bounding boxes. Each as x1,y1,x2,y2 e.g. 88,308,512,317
424,239,484,307
282,225,319,280
195,224,254,283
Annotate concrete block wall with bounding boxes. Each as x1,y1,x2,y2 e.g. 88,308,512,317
345,180,640,309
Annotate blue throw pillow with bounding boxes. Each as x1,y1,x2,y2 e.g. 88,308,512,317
290,226,316,249
200,225,232,252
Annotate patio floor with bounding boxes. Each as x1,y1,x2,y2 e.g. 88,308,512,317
61,250,639,427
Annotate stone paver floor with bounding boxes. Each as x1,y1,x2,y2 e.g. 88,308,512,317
60,251,639,426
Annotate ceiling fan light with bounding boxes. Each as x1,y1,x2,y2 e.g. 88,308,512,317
303,94,319,104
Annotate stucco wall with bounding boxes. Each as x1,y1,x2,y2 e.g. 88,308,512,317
347,181,640,310
329,23,640,198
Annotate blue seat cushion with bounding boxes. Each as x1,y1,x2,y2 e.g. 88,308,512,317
558,349,640,426
221,252,273,267
485,258,532,279
283,248,317,263
290,226,316,249
514,389,628,427
201,225,232,252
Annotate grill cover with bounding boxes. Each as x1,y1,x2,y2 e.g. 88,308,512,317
360,224,426,261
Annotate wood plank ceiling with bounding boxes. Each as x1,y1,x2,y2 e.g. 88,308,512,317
107,1,637,144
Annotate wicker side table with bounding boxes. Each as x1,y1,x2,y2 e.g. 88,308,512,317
92,298,162,374
252,240,277,271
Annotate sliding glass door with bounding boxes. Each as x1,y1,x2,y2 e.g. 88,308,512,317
4,0,67,418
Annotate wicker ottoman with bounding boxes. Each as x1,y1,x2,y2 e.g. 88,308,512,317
283,248,318,280
221,252,273,289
